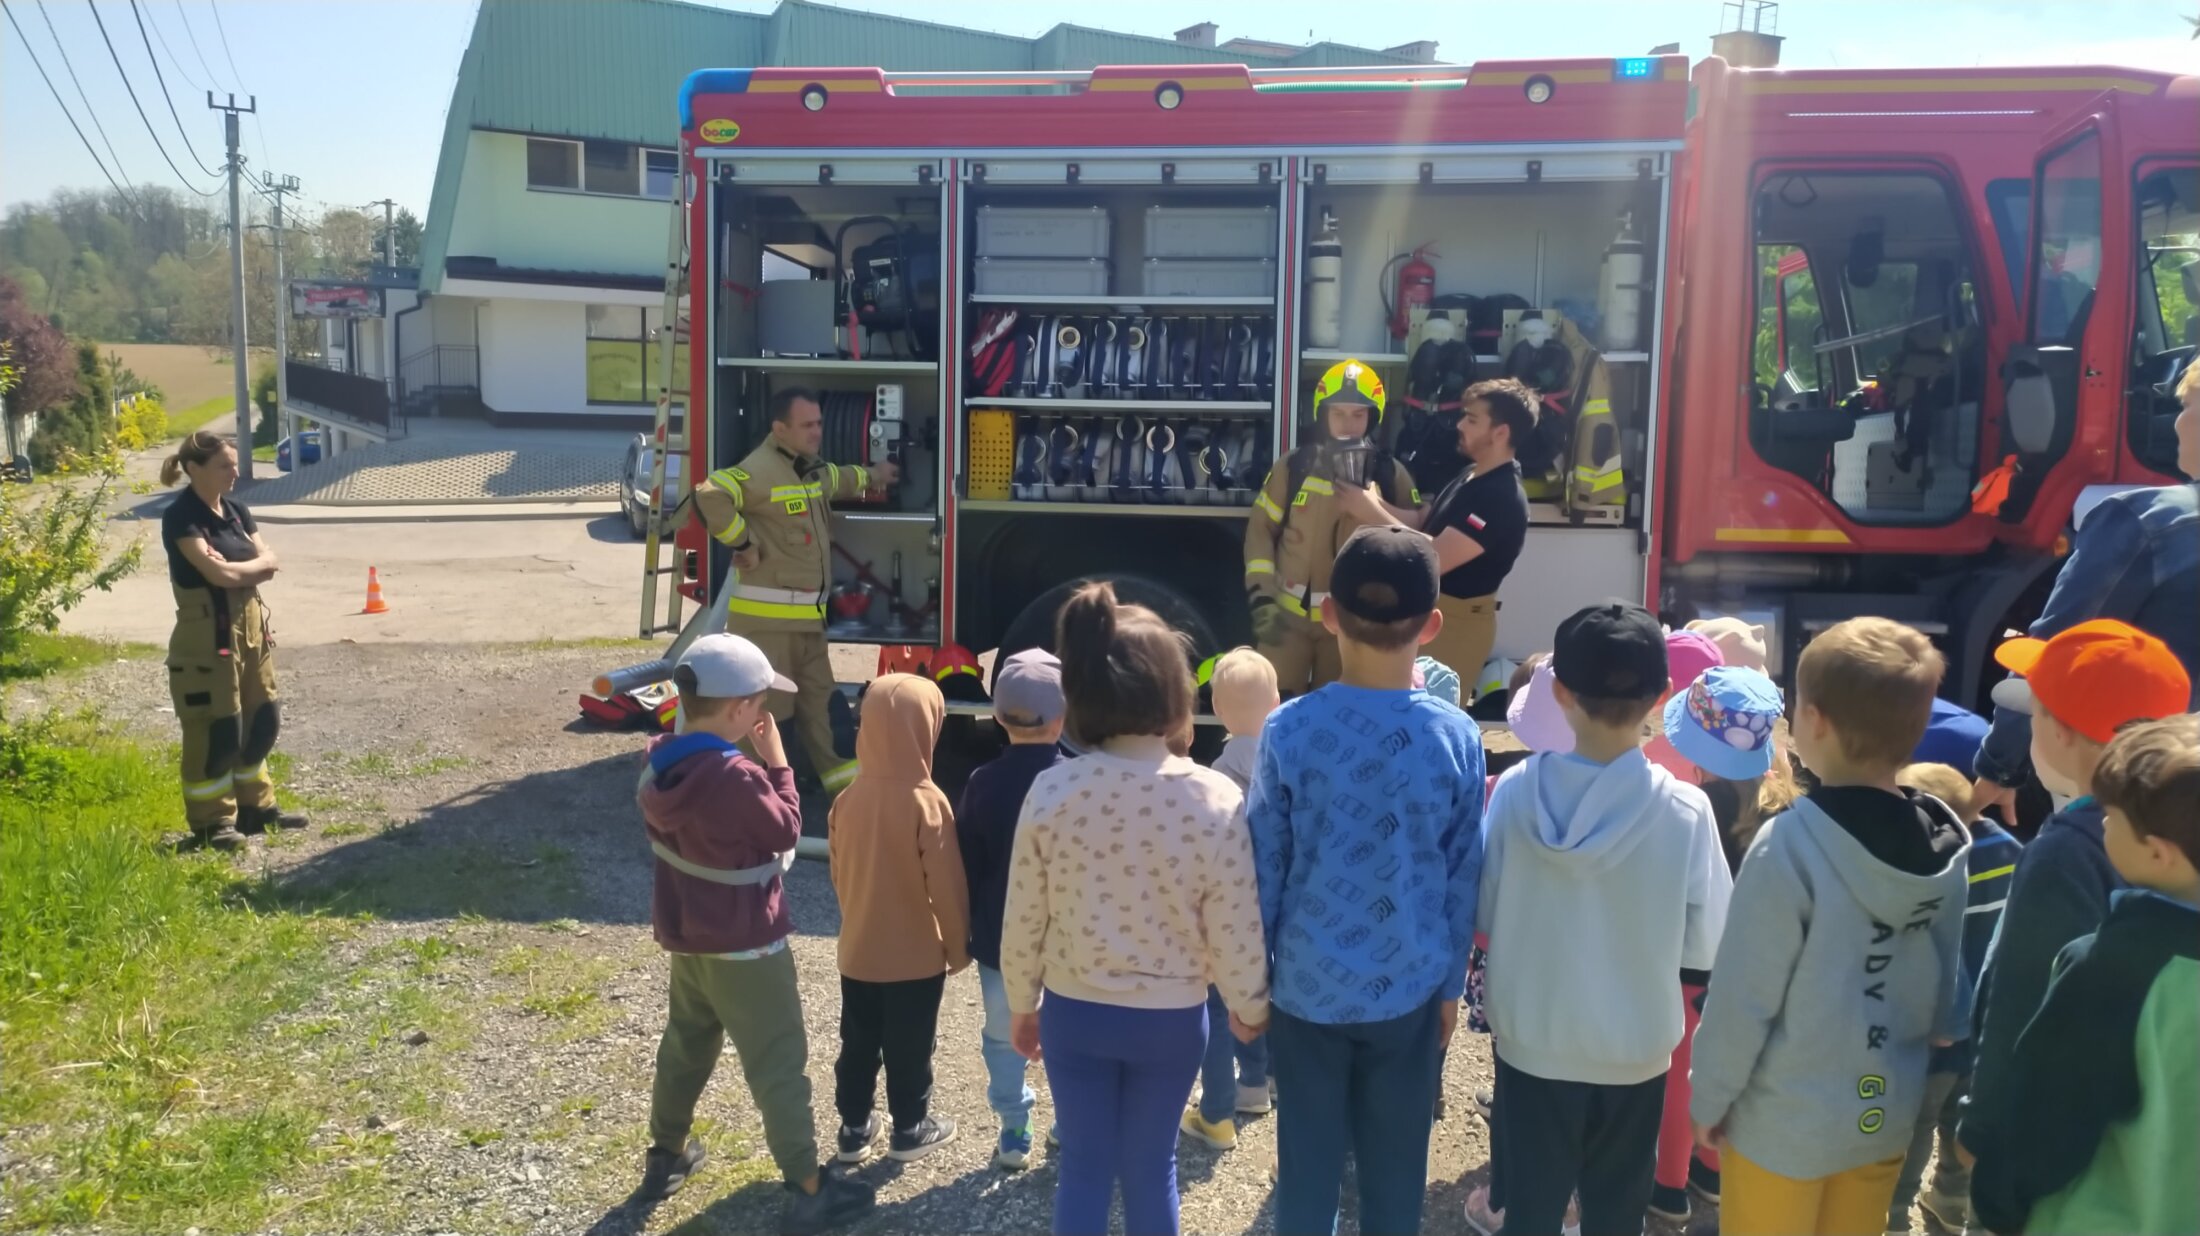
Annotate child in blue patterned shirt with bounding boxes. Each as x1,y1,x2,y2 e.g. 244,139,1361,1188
1246,525,1486,1236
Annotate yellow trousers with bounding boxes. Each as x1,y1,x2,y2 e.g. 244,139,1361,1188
735,628,856,793
1723,1146,1906,1236
1425,593,1498,696
1256,612,1341,698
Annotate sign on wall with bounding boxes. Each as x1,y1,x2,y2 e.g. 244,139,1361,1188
291,282,385,318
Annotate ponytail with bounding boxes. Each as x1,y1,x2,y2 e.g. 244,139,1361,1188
1056,581,1194,748
162,430,229,487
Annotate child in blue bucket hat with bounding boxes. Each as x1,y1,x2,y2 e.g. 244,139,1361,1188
1648,663,1790,1225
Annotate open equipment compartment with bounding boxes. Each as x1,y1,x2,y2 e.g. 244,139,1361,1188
708,160,947,645
1288,151,1670,661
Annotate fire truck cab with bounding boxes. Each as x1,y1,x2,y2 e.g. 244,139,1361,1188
657,55,2194,719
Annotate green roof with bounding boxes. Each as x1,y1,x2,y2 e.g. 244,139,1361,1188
419,0,1431,291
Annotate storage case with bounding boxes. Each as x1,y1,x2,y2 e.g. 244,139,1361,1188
1140,258,1276,298
1143,206,1277,260
976,206,1112,259
974,258,1113,296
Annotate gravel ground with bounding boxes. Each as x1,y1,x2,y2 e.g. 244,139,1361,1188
19,643,1949,1236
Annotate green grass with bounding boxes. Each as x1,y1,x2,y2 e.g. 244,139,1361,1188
0,710,341,1230
0,632,160,683
338,746,475,780
167,394,242,437
252,444,277,463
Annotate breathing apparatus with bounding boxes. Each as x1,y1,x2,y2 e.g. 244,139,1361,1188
1310,359,1388,489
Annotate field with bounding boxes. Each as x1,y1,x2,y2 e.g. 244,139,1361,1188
97,342,274,436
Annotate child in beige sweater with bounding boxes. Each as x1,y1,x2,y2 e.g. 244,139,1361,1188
999,582,1269,1236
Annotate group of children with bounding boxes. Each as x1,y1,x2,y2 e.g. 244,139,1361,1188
634,528,2198,1236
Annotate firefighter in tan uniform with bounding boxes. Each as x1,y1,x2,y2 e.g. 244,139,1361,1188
1243,360,1419,695
690,387,895,794
157,431,308,850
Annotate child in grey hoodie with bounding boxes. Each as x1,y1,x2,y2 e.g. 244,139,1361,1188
1690,618,1972,1236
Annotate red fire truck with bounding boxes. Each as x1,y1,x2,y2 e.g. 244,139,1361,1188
617,54,2195,735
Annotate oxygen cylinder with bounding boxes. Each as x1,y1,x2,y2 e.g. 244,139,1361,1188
1390,245,1436,341
1597,209,1647,353
1307,208,1344,350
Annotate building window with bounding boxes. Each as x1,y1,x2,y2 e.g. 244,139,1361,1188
526,137,679,200
587,304,689,405
646,150,679,199
527,137,580,190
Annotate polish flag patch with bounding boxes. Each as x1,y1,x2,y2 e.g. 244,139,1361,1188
1466,513,1487,531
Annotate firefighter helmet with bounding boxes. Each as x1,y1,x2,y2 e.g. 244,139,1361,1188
1313,359,1388,424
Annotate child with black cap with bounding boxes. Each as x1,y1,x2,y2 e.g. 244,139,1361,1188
1246,524,1487,1236
1466,600,1732,1236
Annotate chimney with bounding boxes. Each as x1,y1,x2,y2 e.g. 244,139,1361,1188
1382,39,1439,63
1174,21,1218,49
1647,42,1682,55
1711,0,1782,68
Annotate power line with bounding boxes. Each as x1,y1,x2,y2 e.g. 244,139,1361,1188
33,0,142,210
0,0,143,211
202,0,266,170
169,0,222,90
126,0,222,178
139,0,206,91
83,0,219,194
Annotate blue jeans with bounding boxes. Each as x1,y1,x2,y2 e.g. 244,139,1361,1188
1269,998,1442,1236
1199,986,1270,1123
1040,991,1205,1236
975,964,1037,1130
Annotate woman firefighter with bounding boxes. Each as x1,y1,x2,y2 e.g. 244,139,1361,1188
1241,359,1420,695
158,431,307,850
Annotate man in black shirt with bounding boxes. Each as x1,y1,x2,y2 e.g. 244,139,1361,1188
1336,378,1534,694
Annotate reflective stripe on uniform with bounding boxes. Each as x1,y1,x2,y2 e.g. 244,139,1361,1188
727,581,826,621
1245,558,1276,577
1574,462,1625,495
712,512,749,545
1300,476,1335,496
183,774,234,802
708,469,748,505
1255,491,1285,521
732,583,824,605
769,484,825,501
820,760,859,791
234,761,270,785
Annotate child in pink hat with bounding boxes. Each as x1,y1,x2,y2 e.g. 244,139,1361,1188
1644,630,1725,780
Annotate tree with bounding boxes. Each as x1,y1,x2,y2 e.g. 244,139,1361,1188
390,208,423,268
313,208,378,276
0,277,77,418
28,343,112,470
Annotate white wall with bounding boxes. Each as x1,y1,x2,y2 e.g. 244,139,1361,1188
445,131,669,276
428,295,479,348
478,297,588,415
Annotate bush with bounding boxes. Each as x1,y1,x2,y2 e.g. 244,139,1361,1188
0,445,141,665
252,357,279,447
111,392,168,451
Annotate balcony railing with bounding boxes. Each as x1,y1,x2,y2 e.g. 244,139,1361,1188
399,345,480,406
286,360,394,432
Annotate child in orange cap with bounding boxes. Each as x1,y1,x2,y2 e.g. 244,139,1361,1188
1954,619,2190,1169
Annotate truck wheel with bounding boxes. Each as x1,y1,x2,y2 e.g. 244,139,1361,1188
993,573,1223,690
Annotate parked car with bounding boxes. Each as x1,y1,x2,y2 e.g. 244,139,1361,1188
276,429,324,473
621,432,685,540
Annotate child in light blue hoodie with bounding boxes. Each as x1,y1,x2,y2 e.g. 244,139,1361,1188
1466,602,1733,1236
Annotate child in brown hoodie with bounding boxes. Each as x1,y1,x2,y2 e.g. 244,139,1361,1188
828,673,971,1164
637,634,873,1235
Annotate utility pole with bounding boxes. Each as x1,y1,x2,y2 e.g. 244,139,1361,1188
209,91,257,480
367,198,397,269
262,172,300,457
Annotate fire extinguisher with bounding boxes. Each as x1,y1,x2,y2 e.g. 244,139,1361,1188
1383,244,1438,341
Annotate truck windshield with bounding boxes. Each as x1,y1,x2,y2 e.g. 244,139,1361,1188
2131,164,2197,476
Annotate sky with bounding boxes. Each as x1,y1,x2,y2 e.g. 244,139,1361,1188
2,0,2194,223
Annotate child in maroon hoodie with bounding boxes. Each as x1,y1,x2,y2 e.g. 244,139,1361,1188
637,634,873,1235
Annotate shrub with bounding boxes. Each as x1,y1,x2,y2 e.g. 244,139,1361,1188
0,444,141,665
111,392,168,451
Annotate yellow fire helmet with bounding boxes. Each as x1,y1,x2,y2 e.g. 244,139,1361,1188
1313,359,1387,424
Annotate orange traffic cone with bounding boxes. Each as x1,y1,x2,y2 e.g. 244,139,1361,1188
361,566,390,615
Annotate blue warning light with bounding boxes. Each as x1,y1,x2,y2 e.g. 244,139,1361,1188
1614,57,1655,80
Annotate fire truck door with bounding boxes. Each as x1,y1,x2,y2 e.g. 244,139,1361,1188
1995,106,2133,539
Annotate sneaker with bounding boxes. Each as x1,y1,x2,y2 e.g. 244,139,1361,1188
780,1166,875,1236
1235,1083,1273,1115
993,1124,1033,1171
1179,1109,1236,1150
1918,1187,1968,1232
834,1114,882,1164
188,821,247,852
1649,1183,1692,1224
639,1138,707,1199
1463,1186,1505,1236
887,1115,956,1162
1688,1158,1722,1206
